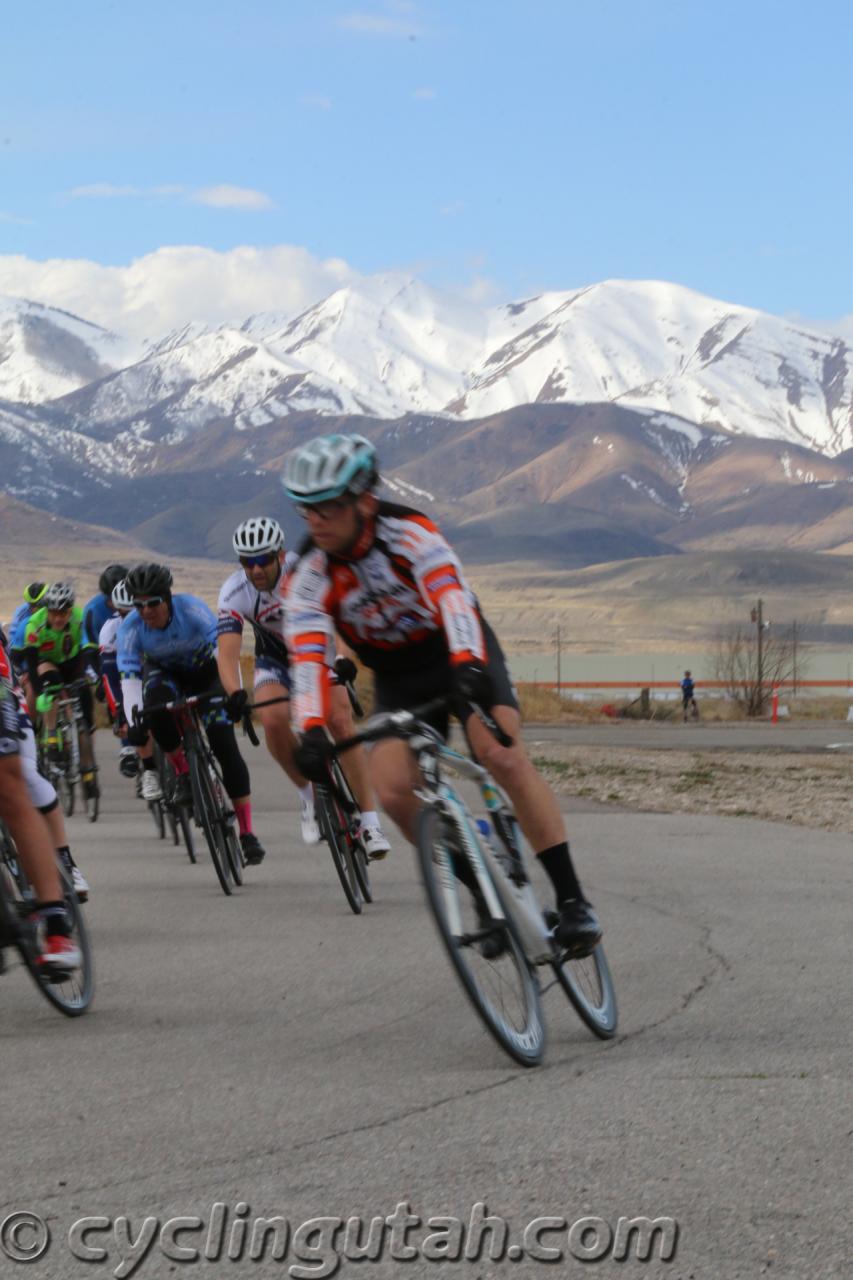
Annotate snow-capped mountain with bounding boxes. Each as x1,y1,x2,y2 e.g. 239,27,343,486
0,296,137,404
22,275,851,457
458,280,853,454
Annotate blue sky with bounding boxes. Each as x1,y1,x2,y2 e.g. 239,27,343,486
2,0,851,334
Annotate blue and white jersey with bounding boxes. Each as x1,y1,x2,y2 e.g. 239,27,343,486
117,594,218,678
8,602,33,651
83,593,113,646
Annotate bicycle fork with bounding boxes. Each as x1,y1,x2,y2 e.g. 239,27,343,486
435,785,555,966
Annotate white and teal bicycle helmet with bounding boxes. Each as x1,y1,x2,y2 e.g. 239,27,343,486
282,434,378,504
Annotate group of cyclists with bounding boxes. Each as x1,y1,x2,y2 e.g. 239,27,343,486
0,432,603,979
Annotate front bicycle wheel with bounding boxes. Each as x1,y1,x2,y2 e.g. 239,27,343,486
551,943,618,1039
188,745,233,896
416,806,544,1067
315,782,362,914
330,760,372,904
0,839,94,1016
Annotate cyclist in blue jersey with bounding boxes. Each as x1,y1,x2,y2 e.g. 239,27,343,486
118,562,266,865
9,582,49,696
82,564,129,647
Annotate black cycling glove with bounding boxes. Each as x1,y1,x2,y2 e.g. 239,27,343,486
225,688,249,723
451,659,493,710
295,726,332,784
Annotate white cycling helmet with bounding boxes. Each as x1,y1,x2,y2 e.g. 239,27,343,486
282,434,378,504
232,516,285,557
111,578,133,612
44,581,75,610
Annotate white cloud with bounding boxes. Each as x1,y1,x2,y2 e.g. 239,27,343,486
192,185,275,211
0,245,358,344
413,87,436,99
68,183,274,210
301,94,333,110
338,12,421,35
0,211,31,226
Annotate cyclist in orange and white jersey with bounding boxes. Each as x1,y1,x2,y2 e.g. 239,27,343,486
283,434,602,957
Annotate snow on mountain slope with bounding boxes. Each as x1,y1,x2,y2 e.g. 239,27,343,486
244,273,487,418
6,276,853,457
0,296,136,404
459,280,853,453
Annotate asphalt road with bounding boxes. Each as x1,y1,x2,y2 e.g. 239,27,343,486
1,739,850,1279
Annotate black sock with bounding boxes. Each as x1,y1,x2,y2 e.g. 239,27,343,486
40,902,71,937
537,842,583,904
142,757,156,772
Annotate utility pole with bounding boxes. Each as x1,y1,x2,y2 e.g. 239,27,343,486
555,625,561,692
750,598,765,714
792,619,798,696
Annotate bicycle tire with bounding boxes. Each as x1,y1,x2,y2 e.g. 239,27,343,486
551,943,618,1039
330,760,372,904
315,782,362,914
416,805,544,1067
176,804,197,863
0,837,94,1016
188,744,233,896
150,798,166,839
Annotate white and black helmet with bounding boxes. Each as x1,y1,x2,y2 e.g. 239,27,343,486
111,578,133,612
232,516,285,557
282,433,378,504
45,581,75,610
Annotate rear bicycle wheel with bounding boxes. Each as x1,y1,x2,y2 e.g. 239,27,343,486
188,744,233,896
551,943,617,1039
0,836,94,1016
416,806,544,1067
315,782,362,914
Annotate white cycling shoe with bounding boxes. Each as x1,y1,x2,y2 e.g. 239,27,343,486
141,771,163,802
300,797,321,845
359,823,391,861
71,866,90,902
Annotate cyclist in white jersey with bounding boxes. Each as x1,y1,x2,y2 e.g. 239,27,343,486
216,517,390,857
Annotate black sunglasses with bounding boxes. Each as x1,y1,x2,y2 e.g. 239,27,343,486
239,552,278,568
296,498,351,521
134,596,166,610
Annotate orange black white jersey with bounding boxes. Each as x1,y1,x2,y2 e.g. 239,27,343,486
285,502,485,730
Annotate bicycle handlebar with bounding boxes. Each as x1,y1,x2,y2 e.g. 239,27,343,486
328,696,514,757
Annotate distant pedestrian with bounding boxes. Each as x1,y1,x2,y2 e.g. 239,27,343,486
681,670,699,721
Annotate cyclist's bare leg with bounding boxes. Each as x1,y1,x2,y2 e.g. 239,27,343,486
369,737,422,842
255,681,305,786
0,757,62,903
328,684,375,812
464,704,565,852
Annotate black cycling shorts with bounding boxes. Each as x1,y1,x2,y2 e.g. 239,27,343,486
372,618,518,741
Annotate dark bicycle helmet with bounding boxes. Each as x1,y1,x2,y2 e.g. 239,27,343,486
99,563,130,597
125,562,173,598
23,581,48,605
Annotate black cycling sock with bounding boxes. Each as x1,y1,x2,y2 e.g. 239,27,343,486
40,902,71,937
142,757,156,771
537,842,583,904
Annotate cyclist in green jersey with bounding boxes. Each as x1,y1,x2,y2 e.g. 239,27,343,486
23,582,100,795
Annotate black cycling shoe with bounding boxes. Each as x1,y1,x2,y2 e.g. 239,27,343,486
240,832,265,866
551,898,602,959
473,893,508,960
171,774,193,810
